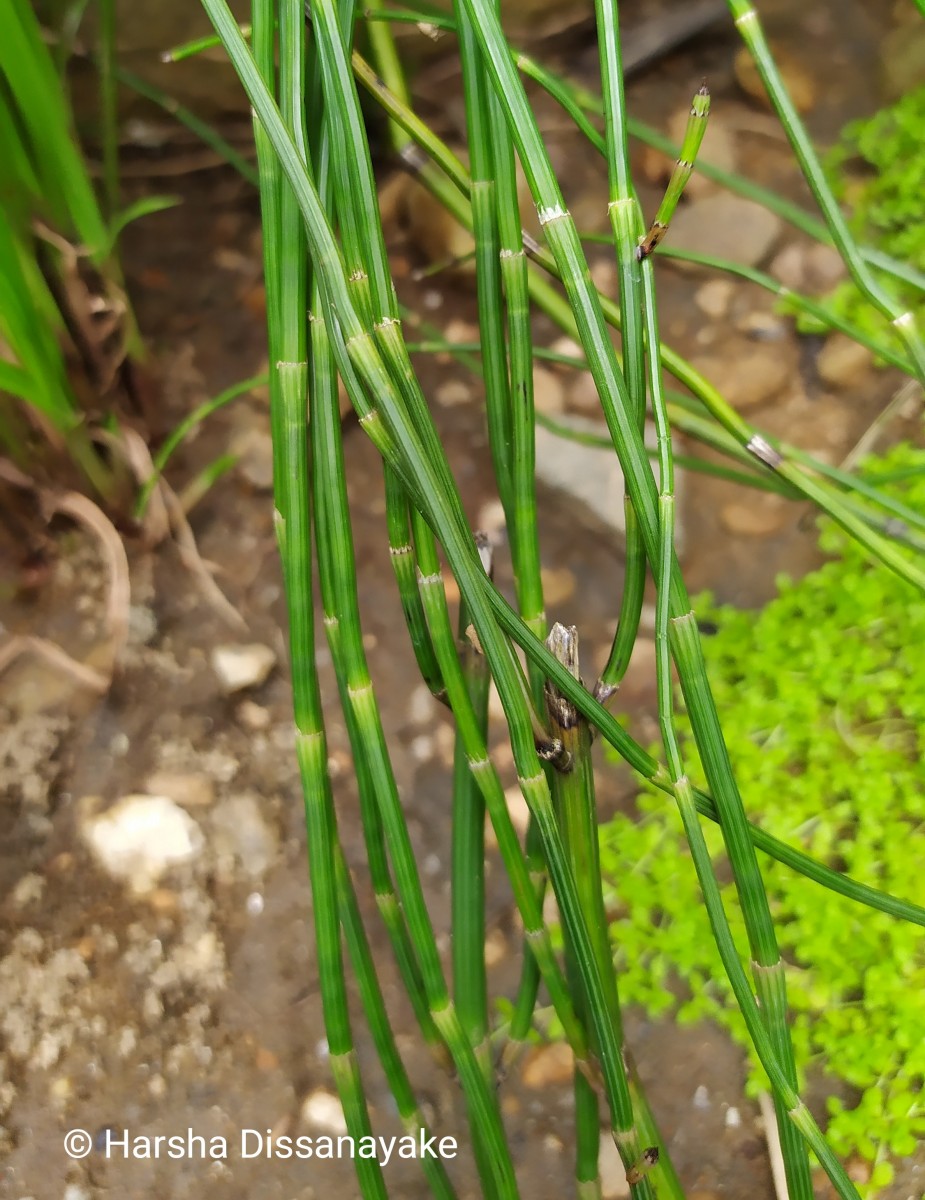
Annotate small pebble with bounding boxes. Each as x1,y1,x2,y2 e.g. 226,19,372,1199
145,771,215,809
79,794,204,895
736,311,788,341
444,318,479,344
695,279,734,319
246,891,265,916
522,1042,573,1088
436,379,469,408
806,243,846,290
10,872,45,909
255,1046,279,1072
734,45,816,113
408,684,434,726
237,700,271,731
690,344,792,412
476,499,507,539
301,1089,348,1134
770,243,806,291
693,1084,710,1109
670,193,782,268
484,928,507,968
503,784,531,834
550,335,583,362
725,1105,742,1129
128,605,158,646
410,734,434,763
211,643,276,693
109,732,130,757
816,334,872,388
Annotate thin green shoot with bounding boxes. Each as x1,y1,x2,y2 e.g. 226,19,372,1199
637,84,710,260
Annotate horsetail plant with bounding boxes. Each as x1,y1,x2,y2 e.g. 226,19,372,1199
346,55,925,590
199,0,925,1195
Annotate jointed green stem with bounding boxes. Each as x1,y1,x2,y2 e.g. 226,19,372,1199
595,0,649,707
200,10,923,1198
639,123,814,1193
727,0,925,386
637,86,710,260
408,508,593,1072
336,847,458,1200
455,0,514,518
253,4,384,1193
311,297,444,1059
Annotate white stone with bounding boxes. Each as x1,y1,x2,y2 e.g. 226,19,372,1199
80,795,204,895
301,1089,348,1134
211,643,276,693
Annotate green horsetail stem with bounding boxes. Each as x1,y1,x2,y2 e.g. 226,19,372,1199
451,533,492,1070
335,847,458,1200
454,0,515,518
595,0,649,703
638,172,816,1192
251,3,385,1194
307,5,524,1192
726,0,925,385
450,534,497,1198
448,2,863,1192
407,508,594,1072
637,85,710,260
350,59,925,594
201,10,924,1199
545,625,631,1200
310,296,444,1059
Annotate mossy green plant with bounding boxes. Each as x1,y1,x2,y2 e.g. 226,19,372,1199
600,440,925,1195
796,86,925,347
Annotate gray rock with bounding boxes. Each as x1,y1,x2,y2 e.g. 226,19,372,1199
211,793,277,881
536,415,685,551
669,193,783,268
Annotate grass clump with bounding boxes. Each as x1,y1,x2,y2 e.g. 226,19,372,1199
600,440,925,1194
